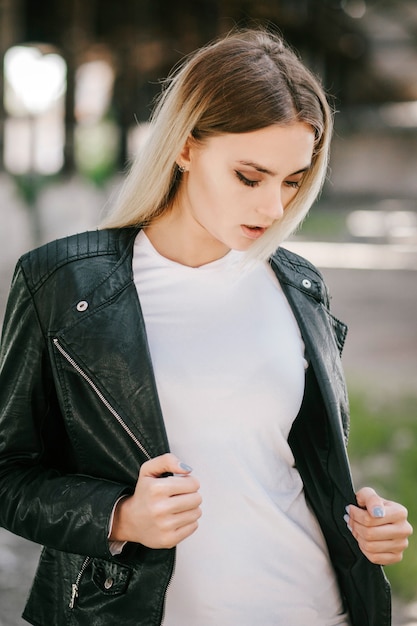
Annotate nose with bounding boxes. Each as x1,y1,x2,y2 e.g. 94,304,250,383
258,188,285,222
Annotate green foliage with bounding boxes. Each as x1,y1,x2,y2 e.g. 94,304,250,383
13,173,49,206
347,389,417,600
75,118,120,187
296,206,349,241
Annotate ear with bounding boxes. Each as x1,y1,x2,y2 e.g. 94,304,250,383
176,136,196,170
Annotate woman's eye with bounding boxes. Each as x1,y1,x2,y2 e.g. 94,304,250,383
285,180,301,189
235,171,260,188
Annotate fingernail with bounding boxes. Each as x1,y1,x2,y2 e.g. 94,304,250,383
372,506,385,518
178,462,193,472
343,514,353,532
345,505,350,515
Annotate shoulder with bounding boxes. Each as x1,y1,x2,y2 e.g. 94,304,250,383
18,228,139,292
270,246,330,307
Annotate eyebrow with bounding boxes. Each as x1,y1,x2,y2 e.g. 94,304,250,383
237,160,311,177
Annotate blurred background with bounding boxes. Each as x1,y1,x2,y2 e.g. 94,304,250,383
0,0,416,624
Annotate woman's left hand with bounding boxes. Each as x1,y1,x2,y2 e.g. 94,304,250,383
345,487,413,565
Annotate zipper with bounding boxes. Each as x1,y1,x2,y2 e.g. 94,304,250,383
53,337,153,610
160,550,176,626
53,338,151,460
69,557,92,609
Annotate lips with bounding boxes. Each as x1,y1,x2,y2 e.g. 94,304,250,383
241,224,268,240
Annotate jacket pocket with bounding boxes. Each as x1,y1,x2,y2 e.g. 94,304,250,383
91,558,132,596
69,556,133,614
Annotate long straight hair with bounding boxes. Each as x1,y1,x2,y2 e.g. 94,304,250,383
102,28,333,260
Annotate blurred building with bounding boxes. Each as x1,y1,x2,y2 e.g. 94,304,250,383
0,0,416,198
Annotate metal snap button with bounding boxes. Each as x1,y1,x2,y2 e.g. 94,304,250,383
76,300,88,312
302,279,312,289
104,577,114,590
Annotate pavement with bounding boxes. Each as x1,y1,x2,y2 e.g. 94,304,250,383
0,174,416,625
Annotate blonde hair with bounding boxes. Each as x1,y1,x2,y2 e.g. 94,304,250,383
102,28,333,260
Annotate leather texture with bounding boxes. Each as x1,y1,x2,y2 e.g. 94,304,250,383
0,227,391,625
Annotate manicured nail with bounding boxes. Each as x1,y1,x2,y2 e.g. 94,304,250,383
178,462,193,472
343,514,353,532
345,505,350,515
372,506,385,518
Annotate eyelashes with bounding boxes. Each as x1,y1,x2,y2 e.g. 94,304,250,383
235,170,260,187
285,180,301,189
235,170,301,190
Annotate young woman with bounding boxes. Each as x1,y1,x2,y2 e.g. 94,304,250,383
0,29,412,626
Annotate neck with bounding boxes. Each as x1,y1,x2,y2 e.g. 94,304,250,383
144,208,229,268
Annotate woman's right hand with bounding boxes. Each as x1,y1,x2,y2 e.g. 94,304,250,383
109,453,202,549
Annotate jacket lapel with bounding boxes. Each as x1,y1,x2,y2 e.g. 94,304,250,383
54,230,170,461
270,249,349,445
270,248,357,504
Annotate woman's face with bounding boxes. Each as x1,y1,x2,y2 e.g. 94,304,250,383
175,122,315,256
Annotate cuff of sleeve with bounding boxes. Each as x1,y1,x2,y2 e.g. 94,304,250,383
108,495,128,555
109,539,127,556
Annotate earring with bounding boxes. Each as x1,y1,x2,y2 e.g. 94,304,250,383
178,164,186,173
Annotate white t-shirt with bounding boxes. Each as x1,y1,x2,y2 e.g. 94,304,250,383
133,231,350,626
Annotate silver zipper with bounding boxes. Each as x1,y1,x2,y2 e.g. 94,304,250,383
53,338,151,460
53,337,152,610
69,556,92,609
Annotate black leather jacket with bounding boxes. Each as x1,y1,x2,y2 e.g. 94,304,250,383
0,227,391,625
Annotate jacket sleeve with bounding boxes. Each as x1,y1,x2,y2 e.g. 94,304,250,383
0,263,131,559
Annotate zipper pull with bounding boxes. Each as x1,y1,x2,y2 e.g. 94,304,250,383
69,583,78,609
